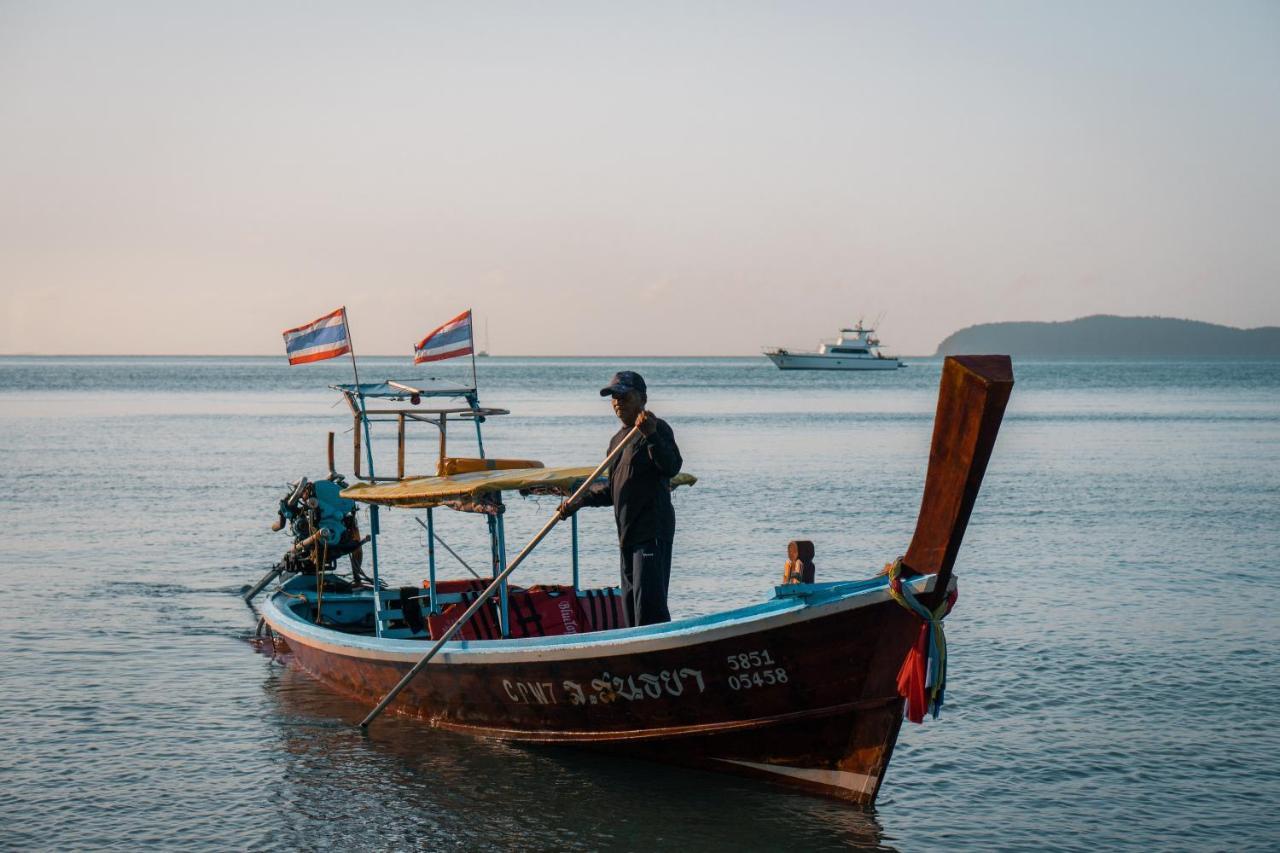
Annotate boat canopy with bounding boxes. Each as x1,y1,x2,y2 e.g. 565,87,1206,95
330,379,476,400
342,466,697,508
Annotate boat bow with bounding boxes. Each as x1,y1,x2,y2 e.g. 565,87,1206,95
904,355,1014,593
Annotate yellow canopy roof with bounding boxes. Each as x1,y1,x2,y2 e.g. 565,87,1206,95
341,465,696,508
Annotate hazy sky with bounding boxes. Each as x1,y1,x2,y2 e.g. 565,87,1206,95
2,1,1278,355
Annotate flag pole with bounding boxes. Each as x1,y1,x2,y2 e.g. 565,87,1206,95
341,306,373,473
468,308,478,392
342,305,363,389
342,305,375,470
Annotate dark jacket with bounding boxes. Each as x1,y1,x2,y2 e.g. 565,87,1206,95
582,417,682,546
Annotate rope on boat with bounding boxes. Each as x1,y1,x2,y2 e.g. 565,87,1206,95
313,537,329,624
885,557,957,724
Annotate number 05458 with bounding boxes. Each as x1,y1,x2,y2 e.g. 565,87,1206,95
725,649,788,690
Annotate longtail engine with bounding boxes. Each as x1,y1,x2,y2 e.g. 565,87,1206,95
270,475,367,583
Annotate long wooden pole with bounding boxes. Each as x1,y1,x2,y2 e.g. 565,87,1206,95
360,424,640,729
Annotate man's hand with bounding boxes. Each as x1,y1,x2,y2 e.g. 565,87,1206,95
557,499,579,519
635,409,657,436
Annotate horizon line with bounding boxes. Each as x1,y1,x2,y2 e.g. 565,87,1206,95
0,352,937,359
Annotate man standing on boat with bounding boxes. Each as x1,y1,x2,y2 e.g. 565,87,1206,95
561,371,682,626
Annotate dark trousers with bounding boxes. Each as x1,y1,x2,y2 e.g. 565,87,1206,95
620,536,672,626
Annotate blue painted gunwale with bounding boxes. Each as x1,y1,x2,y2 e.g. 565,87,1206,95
261,572,937,665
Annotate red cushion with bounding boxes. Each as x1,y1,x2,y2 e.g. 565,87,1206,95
505,585,589,638
426,592,503,641
423,583,591,640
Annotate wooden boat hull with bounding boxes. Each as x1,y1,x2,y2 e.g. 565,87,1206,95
261,574,939,804
256,353,1014,805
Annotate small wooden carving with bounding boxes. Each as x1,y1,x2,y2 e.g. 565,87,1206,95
782,540,816,584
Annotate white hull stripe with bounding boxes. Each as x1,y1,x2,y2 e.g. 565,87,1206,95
715,759,877,795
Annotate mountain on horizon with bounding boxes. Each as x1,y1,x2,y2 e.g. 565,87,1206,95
934,315,1280,359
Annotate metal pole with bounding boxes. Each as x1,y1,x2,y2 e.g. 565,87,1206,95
486,514,499,576
243,563,287,602
470,378,503,630
468,392,485,459
571,512,580,592
369,505,383,638
397,413,405,480
353,413,361,479
341,307,382,632
426,507,437,613
413,517,482,580
358,392,379,630
342,307,376,477
342,306,363,388
468,308,478,392
358,399,375,477
496,513,509,638
360,425,640,729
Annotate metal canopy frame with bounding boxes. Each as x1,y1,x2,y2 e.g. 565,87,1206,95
330,378,476,400
337,379,530,640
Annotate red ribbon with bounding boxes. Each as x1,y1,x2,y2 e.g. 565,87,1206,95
896,623,932,724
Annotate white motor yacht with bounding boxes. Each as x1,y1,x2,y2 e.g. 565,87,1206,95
764,324,905,370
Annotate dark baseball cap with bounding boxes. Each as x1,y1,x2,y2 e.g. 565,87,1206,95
599,371,647,397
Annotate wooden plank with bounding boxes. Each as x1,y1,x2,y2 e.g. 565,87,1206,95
438,414,447,472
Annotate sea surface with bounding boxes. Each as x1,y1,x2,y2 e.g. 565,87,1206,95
2,356,1278,851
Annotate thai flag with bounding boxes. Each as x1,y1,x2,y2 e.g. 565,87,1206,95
282,307,351,365
414,309,474,364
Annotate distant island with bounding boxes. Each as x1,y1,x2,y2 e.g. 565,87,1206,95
934,315,1280,359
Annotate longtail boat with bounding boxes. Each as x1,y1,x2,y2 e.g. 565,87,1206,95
250,355,1013,805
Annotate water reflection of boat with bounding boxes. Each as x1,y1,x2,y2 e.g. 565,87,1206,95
255,664,895,848
252,355,1013,806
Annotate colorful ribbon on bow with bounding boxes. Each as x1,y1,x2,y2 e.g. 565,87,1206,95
886,557,957,724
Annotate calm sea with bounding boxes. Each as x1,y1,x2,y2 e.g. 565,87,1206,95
2,356,1278,851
